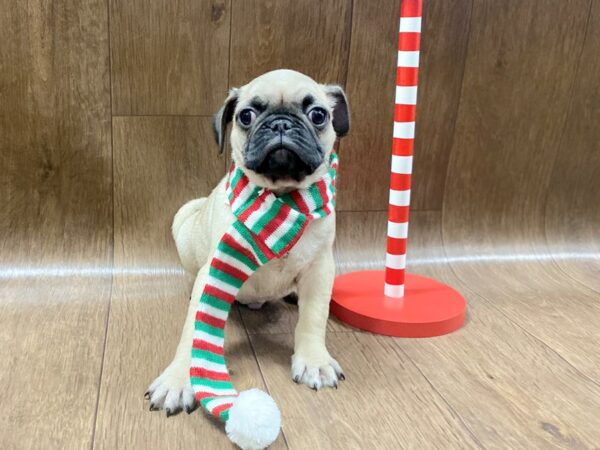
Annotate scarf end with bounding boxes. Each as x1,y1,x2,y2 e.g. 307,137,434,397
224,388,281,449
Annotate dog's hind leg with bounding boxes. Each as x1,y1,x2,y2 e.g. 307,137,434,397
172,198,208,274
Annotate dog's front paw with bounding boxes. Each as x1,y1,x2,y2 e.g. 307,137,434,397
145,362,197,416
291,350,345,390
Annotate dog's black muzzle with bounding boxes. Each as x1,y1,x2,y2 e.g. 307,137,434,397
244,114,323,182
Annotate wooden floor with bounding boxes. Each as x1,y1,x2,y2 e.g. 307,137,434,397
1,211,599,449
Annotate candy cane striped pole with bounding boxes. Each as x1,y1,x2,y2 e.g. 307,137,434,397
384,0,422,298
332,0,465,337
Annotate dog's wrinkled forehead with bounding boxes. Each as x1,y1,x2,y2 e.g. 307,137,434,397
237,70,330,111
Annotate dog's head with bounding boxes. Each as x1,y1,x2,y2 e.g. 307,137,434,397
213,69,350,191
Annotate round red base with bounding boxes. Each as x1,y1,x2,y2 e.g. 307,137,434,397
331,270,466,337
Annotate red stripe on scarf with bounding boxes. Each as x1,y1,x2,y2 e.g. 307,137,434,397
195,311,226,329
290,190,310,213
238,189,269,223
232,173,249,199
192,339,224,355
316,180,331,215
276,220,309,257
190,367,230,381
211,258,249,283
212,402,234,417
203,285,236,304
258,204,292,242
221,233,259,267
196,392,235,401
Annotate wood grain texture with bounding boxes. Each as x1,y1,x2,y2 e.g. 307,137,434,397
0,278,111,450
229,0,352,87
410,0,473,210
440,0,600,382
247,331,480,449
111,116,225,269
109,0,230,115
336,0,400,211
0,1,112,448
443,0,590,254
0,0,112,268
545,0,600,290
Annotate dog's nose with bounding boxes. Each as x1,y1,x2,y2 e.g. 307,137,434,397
268,118,293,133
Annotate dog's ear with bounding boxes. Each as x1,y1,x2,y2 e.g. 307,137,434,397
323,85,350,137
213,88,239,153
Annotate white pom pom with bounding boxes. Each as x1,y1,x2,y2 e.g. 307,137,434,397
225,389,281,450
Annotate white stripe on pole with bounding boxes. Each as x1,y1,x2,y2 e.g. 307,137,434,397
386,253,406,269
384,283,405,297
399,17,422,33
391,155,413,174
387,221,409,239
389,189,411,206
397,51,420,67
395,86,418,105
393,121,415,139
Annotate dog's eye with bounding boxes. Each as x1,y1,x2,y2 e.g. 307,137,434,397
238,108,256,127
308,107,328,126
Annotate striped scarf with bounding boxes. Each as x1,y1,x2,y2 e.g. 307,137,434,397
190,153,338,423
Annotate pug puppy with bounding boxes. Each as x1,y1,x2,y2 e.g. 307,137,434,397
146,69,350,415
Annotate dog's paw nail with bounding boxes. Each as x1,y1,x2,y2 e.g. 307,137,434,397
166,407,182,417
312,384,318,391
149,403,159,411
185,405,195,414
144,391,150,400
333,382,338,389
339,373,346,381
293,376,300,384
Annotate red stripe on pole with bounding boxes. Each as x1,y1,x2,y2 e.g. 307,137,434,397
385,268,406,285
401,0,422,17
394,104,416,122
388,205,410,223
392,138,414,156
390,173,412,190
387,237,407,256
398,32,420,51
397,67,419,86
